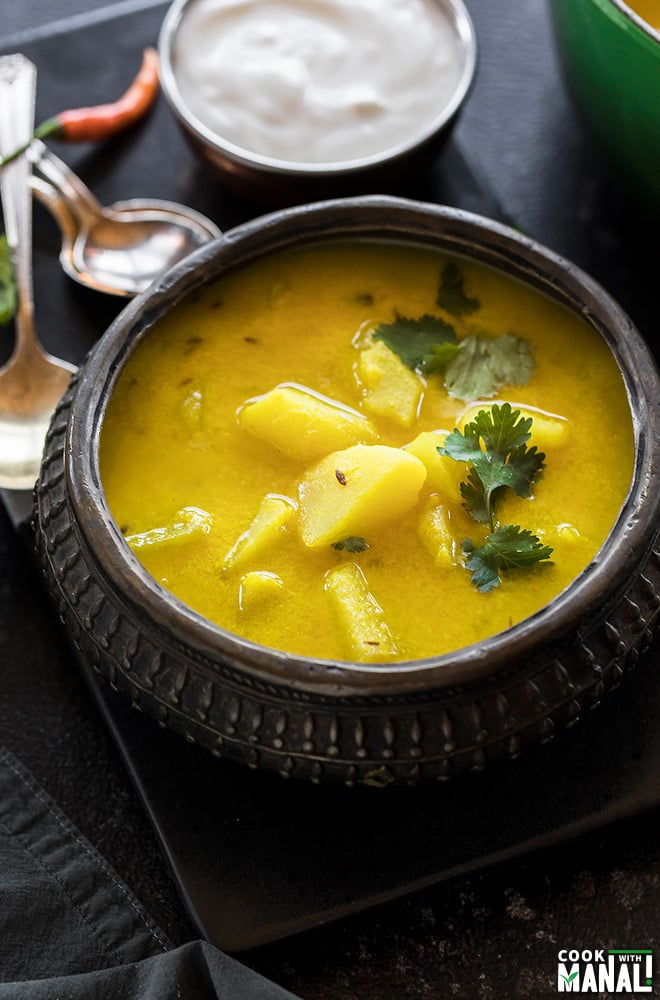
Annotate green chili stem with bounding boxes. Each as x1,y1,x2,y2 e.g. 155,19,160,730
0,119,61,170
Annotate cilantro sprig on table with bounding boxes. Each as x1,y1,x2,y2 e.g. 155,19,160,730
439,403,553,591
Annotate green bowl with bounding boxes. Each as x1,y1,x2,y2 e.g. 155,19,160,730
551,0,660,208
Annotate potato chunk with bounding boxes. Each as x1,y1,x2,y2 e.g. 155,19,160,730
356,340,423,428
222,494,296,570
459,402,569,452
239,571,284,611
417,501,455,569
125,506,212,551
325,563,399,661
417,498,474,568
238,383,378,462
299,444,427,548
403,429,463,498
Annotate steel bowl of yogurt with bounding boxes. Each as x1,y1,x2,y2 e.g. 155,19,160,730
158,0,477,202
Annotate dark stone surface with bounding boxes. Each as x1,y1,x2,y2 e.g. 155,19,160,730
2,0,659,997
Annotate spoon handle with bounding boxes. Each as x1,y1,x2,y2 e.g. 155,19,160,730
0,55,37,348
29,174,81,248
28,138,103,229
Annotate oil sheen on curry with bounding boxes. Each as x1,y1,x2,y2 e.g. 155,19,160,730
100,241,634,663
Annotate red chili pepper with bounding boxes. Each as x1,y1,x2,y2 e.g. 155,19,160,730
0,48,160,167
38,47,159,143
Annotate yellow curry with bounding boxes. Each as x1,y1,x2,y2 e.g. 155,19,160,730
625,0,660,30
100,241,633,662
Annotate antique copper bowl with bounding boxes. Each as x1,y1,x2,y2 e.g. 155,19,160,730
34,197,660,786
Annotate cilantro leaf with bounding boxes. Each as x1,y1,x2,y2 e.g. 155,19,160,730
436,261,480,315
0,235,17,326
500,445,546,497
459,467,490,524
418,340,461,374
440,405,551,590
440,404,545,529
444,333,535,401
332,536,369,553
462,525,553,592
441,423,488,466
444,337,494,400
484,332,536,387
459,449,544,523
371,304,534,402
459,403,533,457
372,314,457,371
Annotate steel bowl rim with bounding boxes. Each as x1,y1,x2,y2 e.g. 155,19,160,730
157,0,478,178
64,195,660,699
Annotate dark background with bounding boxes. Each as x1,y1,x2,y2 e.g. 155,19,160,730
1,1,659,997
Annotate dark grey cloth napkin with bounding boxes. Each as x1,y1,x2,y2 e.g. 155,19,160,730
0,746,299,999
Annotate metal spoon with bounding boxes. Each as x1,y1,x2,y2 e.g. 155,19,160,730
28,139,221,297
0,55,76,490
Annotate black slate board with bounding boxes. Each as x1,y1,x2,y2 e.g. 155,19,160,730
91,647,660,952
3,0,659,955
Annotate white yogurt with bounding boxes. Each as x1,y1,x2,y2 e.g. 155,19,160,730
172,0,468,165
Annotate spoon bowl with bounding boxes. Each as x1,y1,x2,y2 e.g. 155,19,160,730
0,56,75,490
29,140,221,297
55,196,221,298
0,340,74,489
